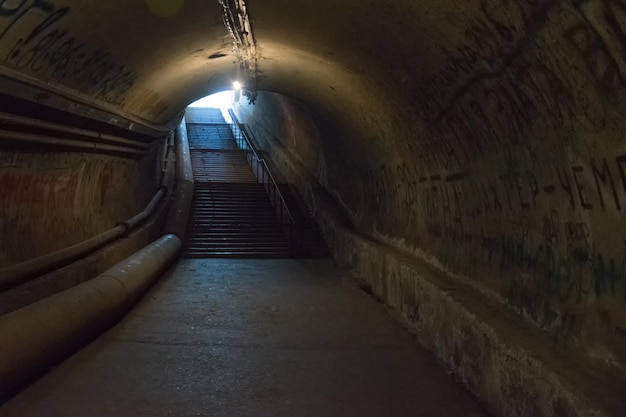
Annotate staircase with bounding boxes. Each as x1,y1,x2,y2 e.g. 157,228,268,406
278,184,330,258
182,108,290,258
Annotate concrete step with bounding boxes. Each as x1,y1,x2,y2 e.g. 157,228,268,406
190,213,280,219
184,108,226,124
192,196,270,201
195,183,264,187
183,240,289,247
186,236,286,241
180,251,290,258
192,202,268,206
191,211,277,217
188,224,284,230
189,215,279,221
185,126,288,258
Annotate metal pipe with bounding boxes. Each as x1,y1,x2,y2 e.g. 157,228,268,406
0,182,169,292
162,118,194,240
0,111,150,150
159,137,176,189
123,187,167,230
0,234,181,401
0,226,125,292
0,132,176,291
0,130,146,157
174,117,194,184
0,113,195,402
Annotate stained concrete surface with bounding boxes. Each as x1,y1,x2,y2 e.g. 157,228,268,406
0,259,489,417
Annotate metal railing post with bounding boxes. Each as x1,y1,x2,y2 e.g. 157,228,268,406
227,112,298,257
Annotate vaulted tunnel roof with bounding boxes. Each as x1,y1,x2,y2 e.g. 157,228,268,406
3,2,626,413
0,0,438,138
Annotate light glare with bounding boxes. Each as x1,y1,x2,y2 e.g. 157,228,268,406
189,91,233,109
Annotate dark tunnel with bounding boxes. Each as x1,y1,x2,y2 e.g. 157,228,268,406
0,0,625,415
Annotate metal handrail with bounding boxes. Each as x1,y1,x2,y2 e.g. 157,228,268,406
227,110,297,254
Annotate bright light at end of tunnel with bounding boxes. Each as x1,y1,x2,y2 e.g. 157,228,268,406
233,81,242,90
189,91,234,109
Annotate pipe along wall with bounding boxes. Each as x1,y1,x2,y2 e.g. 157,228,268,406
0,119,194,401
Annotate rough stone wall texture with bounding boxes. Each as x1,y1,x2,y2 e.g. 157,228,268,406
0,148,160,269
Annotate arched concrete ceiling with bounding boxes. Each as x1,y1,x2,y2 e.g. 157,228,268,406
1,0,624,139
0,0,441,131
5,0,622,166
2,0,626,408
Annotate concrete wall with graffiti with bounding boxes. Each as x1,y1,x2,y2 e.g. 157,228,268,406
234,0,626,373
0,0,623,384
0,149,160,268
0,1,139,106
0,0,238,126
233,93,328,190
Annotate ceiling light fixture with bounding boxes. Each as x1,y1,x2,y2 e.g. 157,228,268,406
219,0,258,104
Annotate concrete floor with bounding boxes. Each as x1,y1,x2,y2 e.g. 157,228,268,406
0,259,489,417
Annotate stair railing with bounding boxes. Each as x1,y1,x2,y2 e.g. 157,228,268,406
227,110,297,255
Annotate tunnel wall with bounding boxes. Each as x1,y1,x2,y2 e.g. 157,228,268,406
234,83,626,415
372,3,626,374
0,0,623,413
233,94,326,187
0,147,162,269
0,119,190,400
234,0,626,375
